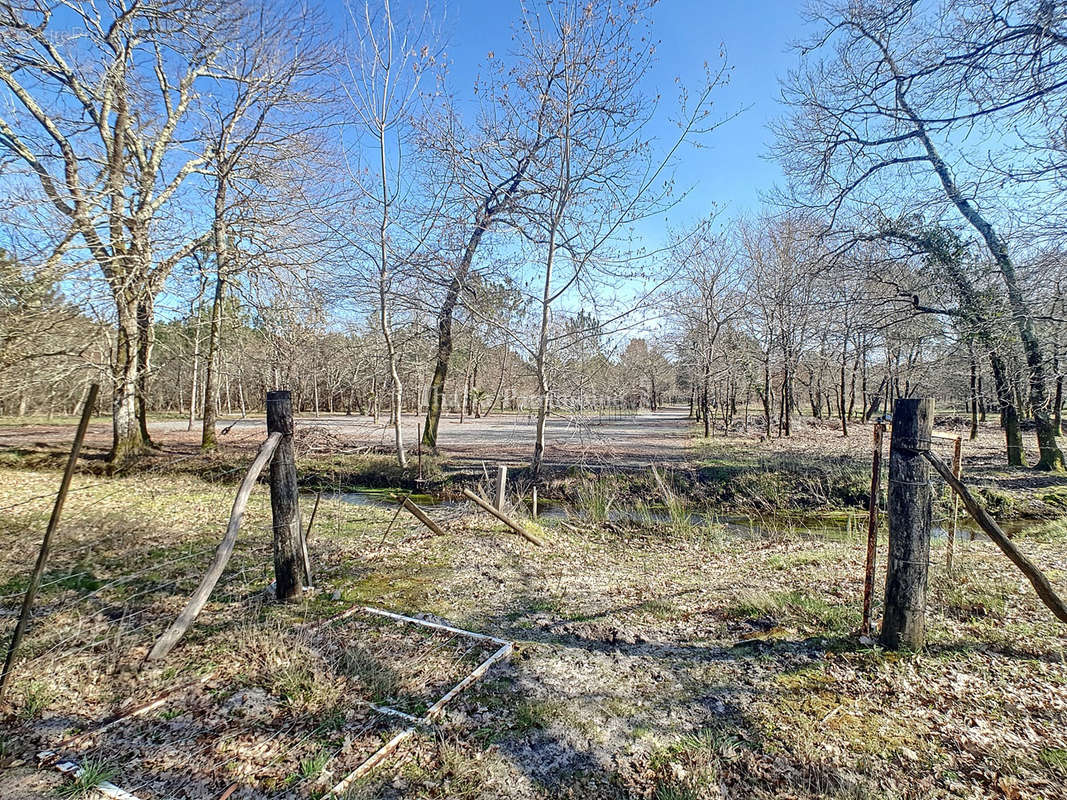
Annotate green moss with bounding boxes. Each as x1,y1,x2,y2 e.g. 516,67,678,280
1039,747,1067,776
976,487,1017,518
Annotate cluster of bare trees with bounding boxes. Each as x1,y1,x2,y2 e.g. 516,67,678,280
666,0,1067,471
775,0,1067,470
7,0,1064,473
1,0,726,473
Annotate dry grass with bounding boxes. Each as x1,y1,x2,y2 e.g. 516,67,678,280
0,415,1066,799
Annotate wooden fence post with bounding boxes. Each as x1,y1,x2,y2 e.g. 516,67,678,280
880,398,934,650
417,422,423,481
267,390,304,600
495,465,508,511
0,384,98,696
946,436,962,573
861,421,884,635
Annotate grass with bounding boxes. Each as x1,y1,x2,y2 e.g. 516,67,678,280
51,759,117,798
2,454,1066,800
1039,748,1067,777
297,749,330,781
230,627,344,713
647,727,747,800
573,475,619,524
693,441,871,513
16,679,56,720
341,643,399,704
937,574,1009,620
724,589,857,633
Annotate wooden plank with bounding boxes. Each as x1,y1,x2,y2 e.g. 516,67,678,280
461,489,544,546
401,497,448,537
361,606,511,646
325,727,415,797
145,432,281,662
494,465,507,511
423,642,513,720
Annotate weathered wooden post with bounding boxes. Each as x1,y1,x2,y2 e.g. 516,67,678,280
494,465,508,511
880,398,934,649
416,422,422,481
267,390,304,600
946,436,962,573
0,384,97,696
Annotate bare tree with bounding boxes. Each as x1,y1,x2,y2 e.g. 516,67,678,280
199,4,332,450
776,0,1065,469
513,0,728,473
338,0,443,468
0,0,238,463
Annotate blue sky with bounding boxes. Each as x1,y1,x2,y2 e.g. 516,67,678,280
437,0,810,223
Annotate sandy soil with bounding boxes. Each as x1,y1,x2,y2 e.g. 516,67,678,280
0,408,697,471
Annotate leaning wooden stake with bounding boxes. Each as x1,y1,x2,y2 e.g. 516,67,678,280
881,398,934,650
0,383,98,697
924,449,1067,624
461,488,544,546
145,432,281,663
861,421,884,635
305,492,322,544
401,497,447,537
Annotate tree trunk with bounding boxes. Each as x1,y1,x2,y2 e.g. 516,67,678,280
532,219,558,476
201,273,226,451
484,343,508,418
188,321,200,432
839,352,848,437
990,352,1025,467
110,290,145,464
136,294,156,448
762,359,772,437
898,80,1064,470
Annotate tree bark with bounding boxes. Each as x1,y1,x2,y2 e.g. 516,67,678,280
135,294,156,448
110,289,145,464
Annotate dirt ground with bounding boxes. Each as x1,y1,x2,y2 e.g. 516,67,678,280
1,441,1066,799
0,408,694,472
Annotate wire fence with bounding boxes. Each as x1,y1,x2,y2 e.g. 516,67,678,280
0,441,515,799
